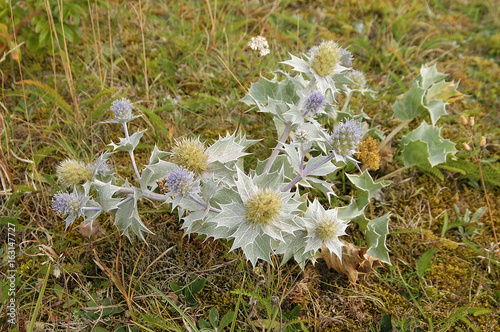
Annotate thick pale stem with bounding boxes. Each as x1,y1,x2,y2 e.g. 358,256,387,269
281,153,335,192
264,77,318,173
340,90,353,114
92,180,221,214
264,125,292,173
378,119,412,152
123,123,142,182
116,195,134,207
303,77,317,103
188,194,222,214
81,206,102,211
299,145,305,171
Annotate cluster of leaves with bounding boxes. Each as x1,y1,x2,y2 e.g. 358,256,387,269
52,41,461,271
394,64,461,168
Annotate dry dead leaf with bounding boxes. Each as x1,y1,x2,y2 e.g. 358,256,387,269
379,144,395,173
79,221,105,238
320,242,384,284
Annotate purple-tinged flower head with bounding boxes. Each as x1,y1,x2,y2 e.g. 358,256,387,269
164,166,195,196
52,192,82,216
303,91,326,116
110,98,133,121
346,70,367,90
56,159,93,187
330,119,363,162
340,48,353,67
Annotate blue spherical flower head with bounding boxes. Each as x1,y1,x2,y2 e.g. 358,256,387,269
303,91,326,117
164,166,196,197
52,192,78,216
110,98,135,122
52,191,88,229
330,119,363,164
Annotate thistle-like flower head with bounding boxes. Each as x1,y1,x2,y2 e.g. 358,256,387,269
52,192,82,216
303,91,326,116
329,119,363,164
170,138,208,175
56,159,93,187
304,199,348,260
294,128,311,144
309,41,342,77
211,168,302,265
282,40,349,94
111,98,133,121
244,188,283,226
163,166,196,197
52,190,90,229
346,70,367,90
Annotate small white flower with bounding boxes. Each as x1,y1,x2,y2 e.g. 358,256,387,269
247,36,270,57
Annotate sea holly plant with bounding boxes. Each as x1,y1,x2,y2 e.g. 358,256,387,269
52,40,460,272
382,64,461,171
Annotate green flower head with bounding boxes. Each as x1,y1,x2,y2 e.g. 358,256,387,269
244,188,283,226
282,40,350,94
56,159,93,187
170,138,209,175
346,70,367,90
309,41,342,77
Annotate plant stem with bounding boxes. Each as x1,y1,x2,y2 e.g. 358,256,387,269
92,180,221,214
116,195,134,207
81,206,102,211
123,123,142,182
188,194,222,214
340,90,353,114
467,128,499,257
299,145,305,171
263,77,317,173
281,153,335,192
378,119,412,152
264,124,292,173
476,158,499,256
378,165,412,181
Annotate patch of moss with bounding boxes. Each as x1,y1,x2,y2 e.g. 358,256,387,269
428,255,473,292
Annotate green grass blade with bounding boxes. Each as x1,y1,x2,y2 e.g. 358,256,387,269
148,284,200,332
27,263,51,332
